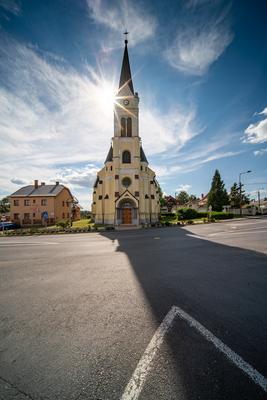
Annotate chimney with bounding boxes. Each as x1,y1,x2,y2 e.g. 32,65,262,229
41,182,45,186
55,181,59,185
201,193,204,199
34,180,38,189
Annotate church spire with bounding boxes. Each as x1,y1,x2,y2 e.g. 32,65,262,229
119,31,134,95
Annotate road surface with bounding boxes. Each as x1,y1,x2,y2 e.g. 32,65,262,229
0,217,267,399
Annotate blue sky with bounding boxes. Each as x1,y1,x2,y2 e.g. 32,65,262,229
0,0,267,208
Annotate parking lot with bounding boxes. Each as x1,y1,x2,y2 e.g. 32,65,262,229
0,218,267,399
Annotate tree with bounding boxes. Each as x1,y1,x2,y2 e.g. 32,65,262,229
207,170,229,211
158,185,166,207
229,182,250,208
176,191,189,205
0,197,10,213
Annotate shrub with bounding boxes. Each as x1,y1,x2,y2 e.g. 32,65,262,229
160,212,176,219
177,208,199,220
186,220,194,224
56,220,70,229
210,212,234,220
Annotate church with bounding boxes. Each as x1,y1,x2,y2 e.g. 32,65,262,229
92,37,160,227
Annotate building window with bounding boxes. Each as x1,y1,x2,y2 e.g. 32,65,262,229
62,212,65,219
141,166,143,171
104,194,109,199
145,194,149,199
115,192,119,197
121,117,126,136
150,180,154,184
98,195,102,200
33,213,36,218
99,180,103,184
24,213,30,220
41,199,47,206
122,150,131,163
151,195,155,199
135,175,139,179
115,175,119,180
14,213,19,220
135,191,139,197
33,199,36,204
110,166,113,171
24,199,30,206
67,213,70,218
122,177,131,188
62,201,65,207
127,117,132,137
14,200,19,206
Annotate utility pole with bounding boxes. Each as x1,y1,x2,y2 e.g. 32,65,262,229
239,170,252,216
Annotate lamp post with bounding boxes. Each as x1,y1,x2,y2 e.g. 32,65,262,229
239,170,251,215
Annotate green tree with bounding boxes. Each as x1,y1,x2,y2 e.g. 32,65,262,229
208,170,229,211
158,185,166,207
176,191,189,205
230,182,250,208
0,197,10,213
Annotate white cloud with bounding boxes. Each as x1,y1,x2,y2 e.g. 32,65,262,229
165,9,233,75
254,148,267,156
244,107,267,144
0,35,198,208
87,0,156,47
176,184,191,192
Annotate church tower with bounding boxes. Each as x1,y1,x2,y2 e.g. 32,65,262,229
92,37,160,226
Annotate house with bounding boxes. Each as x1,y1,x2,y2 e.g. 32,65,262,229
92,37,160,226
10,180,80,226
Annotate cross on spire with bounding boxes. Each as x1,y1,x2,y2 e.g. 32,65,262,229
124,30,129,44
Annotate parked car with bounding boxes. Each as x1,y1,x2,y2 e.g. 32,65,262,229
0,222,20,230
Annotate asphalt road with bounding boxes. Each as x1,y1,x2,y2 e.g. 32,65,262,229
0,217,267,399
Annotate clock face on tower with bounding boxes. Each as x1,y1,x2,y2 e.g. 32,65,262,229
123,99,129,106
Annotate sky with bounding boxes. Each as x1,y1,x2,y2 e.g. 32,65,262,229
0,0,267,209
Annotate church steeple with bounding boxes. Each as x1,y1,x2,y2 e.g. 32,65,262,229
119,33,134,95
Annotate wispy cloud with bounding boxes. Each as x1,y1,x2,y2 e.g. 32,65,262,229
0,0,21,16
176,184,191,192
0,34,199,206
243,107,267,144
165,4,233,75
87,0,157,47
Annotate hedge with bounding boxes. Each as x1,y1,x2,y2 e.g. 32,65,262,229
177,209,234,220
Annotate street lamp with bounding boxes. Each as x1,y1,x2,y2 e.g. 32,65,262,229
239,170,251,215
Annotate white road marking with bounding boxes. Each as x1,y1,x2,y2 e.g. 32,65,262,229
0,241,58,246
122,305,267,400
121,306,178,400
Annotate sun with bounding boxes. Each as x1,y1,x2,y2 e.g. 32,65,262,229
95,80,116,115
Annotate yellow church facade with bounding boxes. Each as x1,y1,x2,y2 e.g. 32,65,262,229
92,38,160,227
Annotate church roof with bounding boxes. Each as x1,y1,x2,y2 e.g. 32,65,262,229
140,146,148,163
119,40,134,95
105,146,113,163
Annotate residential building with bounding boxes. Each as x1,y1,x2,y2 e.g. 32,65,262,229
10,180,80,226
92,38,160,226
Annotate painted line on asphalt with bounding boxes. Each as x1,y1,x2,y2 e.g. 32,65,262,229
121,305,267,400
121,306,178,400
0,242,58,246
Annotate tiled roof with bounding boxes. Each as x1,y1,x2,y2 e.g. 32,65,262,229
119,41,134,94
10,184,65,197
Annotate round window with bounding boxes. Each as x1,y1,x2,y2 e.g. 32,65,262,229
122,177,131,188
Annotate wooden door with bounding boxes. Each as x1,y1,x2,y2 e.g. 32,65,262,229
122,208,132,224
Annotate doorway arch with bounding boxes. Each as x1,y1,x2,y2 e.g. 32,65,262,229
116,198,138,225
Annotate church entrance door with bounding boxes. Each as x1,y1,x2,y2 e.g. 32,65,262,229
122,208,132,224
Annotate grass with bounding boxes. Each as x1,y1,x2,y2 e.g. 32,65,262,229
72,218,92,228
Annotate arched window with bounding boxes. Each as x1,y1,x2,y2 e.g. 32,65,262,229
121,118,126,137
127,117,132,137
122,150,131,163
